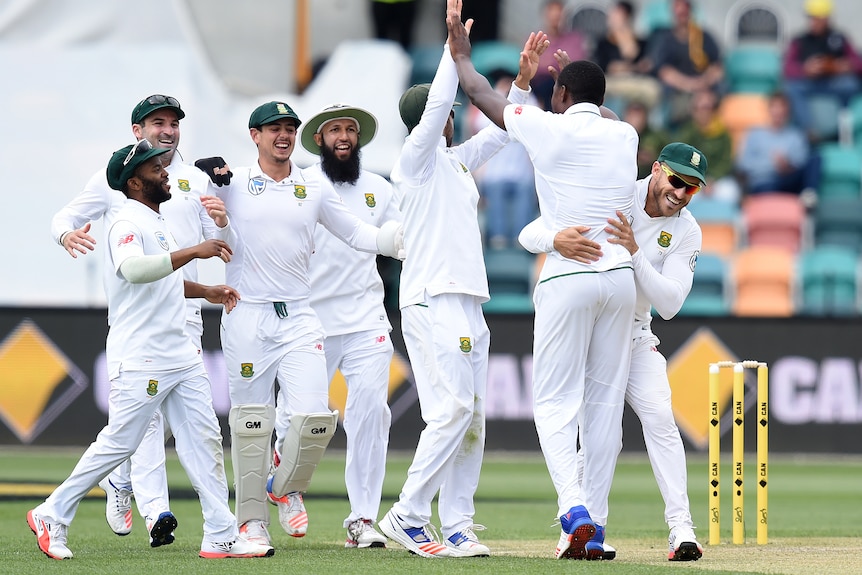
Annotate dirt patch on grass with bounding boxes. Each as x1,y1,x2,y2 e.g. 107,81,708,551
492,537,862,574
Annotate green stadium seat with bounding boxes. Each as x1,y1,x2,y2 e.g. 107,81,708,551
724,45,782,94
807,93,842,143
679,252,729,316
482,247,535,314
813,197,862,253
798,246,858,316
408,45,444,86
817,143,862,200
470,41,523,79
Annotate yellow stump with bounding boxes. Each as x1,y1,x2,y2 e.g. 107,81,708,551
732,363,745,544
757,364,769,544
708,363,721,545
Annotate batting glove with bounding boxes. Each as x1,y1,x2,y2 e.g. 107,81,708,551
195,157,233,186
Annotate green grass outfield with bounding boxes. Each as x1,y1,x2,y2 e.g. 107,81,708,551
1,447,860,575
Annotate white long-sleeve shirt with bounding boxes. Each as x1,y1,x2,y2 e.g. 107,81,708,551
306,163,401,336
212,160,381,304
50,153,228,327
391,44,532,308
519,175,702,338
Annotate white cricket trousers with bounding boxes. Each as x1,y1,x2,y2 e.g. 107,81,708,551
35,363,237,543
106,321,203,521
324,329,393,527
394,293,489,537
626,334,693,530
532,267,635,526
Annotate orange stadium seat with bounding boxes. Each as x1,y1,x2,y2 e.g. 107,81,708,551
686,195,740,257
732,246,796,317
742,192,807,253
719,93,770,154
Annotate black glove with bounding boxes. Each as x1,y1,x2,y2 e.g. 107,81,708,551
195,157,233,186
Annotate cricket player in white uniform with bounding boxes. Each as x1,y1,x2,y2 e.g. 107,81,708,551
27,141,273,560
204,101,404,547
378,29,545,559
299,104,399,549
446,1,637,560
520,142,708,561
50,95,231,547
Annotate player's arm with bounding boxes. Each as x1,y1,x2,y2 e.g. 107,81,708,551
51,171,115,258
118,239,233,284
318,180,404,259
518,218,601,263
184,281,240,313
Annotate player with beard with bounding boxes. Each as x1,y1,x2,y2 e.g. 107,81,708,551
298,104,401,549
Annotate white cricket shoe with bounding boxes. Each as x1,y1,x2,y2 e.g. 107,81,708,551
98,477,133,536
345,518,387,548
266,479,308,537
379,509,450,558
238,519,271,546
199,537,275,558
668,525,703,561
445,524,490,557
27,509,73,560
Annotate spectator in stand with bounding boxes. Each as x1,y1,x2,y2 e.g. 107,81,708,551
736,92,821,205
648,0,724,129
370,0,418,51
593,1,661,115
533,0,588,110
624,99,671,180
673,89,740,203
467,69,538,250
781,0,862,140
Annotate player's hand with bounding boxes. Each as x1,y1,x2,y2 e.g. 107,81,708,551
195,239,233,262
201,195,229,228
61,223,97,258
195,157,233,186
606,210,638,255
554,225,602,263
516,31,550,87
445,0,473,59
548,49,573,83
202,284,241,313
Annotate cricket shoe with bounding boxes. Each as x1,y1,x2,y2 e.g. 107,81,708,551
199,537,275,558
238,519,271,546
266,477,307,537
554,505,596,559
668,525,703,561
585,524,612,560
146,511,177,548
602,542,617,560
98,477,133,536
445,524,490,557
379,509,450,558
27,509,73,560
345,518,387,548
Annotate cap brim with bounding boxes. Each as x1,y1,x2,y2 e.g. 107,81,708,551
300,107,378,155
664,160,705,185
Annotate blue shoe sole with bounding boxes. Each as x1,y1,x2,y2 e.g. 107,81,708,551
150,513,178,548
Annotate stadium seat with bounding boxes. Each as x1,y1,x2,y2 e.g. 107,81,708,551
812,197,862,253
639,0,672,34
817,143,862,200
569,5,607,45
742,193,807,253
719,93,770,154
679,252,729,316
408,45,444,85
482,248,535,314
807,93,842,144
732,246,795,317
471,40,522,78
686,195,740,257
797,246,859,316
724,45,782,95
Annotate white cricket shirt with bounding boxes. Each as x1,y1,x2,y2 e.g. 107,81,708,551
213,160,380,304
503,101,638,278
105,200,201,378
306,163,400,336
391,44,531,308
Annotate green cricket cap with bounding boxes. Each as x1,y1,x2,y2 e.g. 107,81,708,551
398,83,461,133
106,140,171,191
658,142,708,184
249,101,302,130
131,94,185,124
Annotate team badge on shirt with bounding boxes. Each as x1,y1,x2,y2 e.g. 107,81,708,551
294,185,307,199
155,231,170,251
657,231,672,248
459,337,472,353
177,179,191,192
147,379,159,397
240,363,254,378
248,177,266,195
365,193,376,208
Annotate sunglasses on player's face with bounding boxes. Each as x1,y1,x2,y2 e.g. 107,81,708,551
660,163,702,195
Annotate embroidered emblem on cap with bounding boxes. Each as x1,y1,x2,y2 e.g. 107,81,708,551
690,152,701,167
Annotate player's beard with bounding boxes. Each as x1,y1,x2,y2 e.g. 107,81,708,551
320,142,361,185
142,178,171,206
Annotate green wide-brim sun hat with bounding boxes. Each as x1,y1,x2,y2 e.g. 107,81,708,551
300,104,378,155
